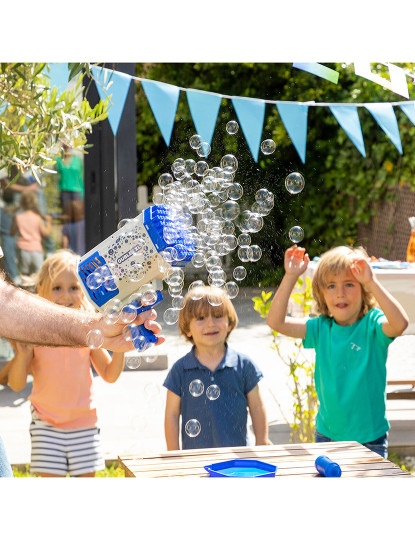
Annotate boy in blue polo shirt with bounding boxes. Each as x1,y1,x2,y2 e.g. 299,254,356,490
163,285,269,450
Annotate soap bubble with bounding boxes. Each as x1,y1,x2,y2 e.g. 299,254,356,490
225,281,239,299
195,161,209,177
172,296,185,310
122,325,133,342
126,356,142,370
133,334,151,353
86,270,104,290
86,329,104,349
206,384,220,400
185,159,196,174
222,200,240,221
158,173,173,188
285,172,305,195
189,134,203,149
247,213,264,233
226,120,239,135
255,188,272,203
227,183,243,201
189,379,204,397
103,275,118,291
172,158,185,172
260,139,276,155
224,234,238,251
161,246,178,263
121,304,137,324
250,245,262,262
153,191,166,205
185,419,201,438
163,308,179,325
238,233,251,247
189,280,205,300
197,142,211,158
141,288,158,306
126,260,145,283
128,292,143,308
117,218,130,230
220,154,238,172
238,246,253,262
289,226,304,243
192,252,205,268
233,266,247,281
207,294,223,306
103,299,122,325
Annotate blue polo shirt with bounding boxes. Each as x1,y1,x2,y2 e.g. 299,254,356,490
163,345,263,449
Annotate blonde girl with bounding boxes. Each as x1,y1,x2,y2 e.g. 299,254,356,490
266,245,408,458
6,249,125,477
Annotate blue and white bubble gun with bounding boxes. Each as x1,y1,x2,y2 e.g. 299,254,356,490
77,205,195,351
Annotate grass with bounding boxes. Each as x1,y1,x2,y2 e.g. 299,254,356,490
388,452,415,474
12,462,125,477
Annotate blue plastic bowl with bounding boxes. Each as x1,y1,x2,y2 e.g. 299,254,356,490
204,459,277,477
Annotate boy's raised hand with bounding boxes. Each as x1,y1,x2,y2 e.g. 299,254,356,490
284,246,310,278
349,256,373,286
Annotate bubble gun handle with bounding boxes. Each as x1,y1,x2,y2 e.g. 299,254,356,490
315,455,342,477
128,290,163,352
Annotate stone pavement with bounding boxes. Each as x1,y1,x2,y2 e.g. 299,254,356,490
1,287,415,466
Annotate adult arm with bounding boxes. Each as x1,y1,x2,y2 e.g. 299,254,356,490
266,246,309,339
39,214,52,237
0,275,165,352
164,390,181,450
247,384,270,446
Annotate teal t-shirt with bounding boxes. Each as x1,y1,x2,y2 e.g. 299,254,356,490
303,308,394,444
56,155,84,193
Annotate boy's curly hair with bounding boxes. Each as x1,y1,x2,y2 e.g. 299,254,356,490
312,245,377,318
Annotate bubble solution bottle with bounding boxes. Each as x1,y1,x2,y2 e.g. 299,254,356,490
315,455,342,477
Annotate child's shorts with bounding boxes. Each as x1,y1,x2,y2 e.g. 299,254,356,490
29,408,105,476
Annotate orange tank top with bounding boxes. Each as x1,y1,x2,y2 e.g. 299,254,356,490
15,211,43,252
29,346,98,429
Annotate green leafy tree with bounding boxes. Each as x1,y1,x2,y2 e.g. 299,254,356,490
0,63,109,183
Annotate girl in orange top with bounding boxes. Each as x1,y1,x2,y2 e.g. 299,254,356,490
6,250,125,477
10,190,52,277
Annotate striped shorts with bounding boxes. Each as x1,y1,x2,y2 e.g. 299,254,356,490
29,409,105,476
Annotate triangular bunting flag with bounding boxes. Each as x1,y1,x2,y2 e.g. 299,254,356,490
91,66,132,136
329,105,366,157
293,63,339,84
186,89,222,146
46,63,69,97
399,102,415,126
364,103,403,154
276,103,308,164
231,97,265,162
141,79,180,146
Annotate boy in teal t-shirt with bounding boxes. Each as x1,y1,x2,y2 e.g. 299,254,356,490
266,245,409,458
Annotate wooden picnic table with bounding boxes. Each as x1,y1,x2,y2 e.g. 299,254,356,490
119,441,412,478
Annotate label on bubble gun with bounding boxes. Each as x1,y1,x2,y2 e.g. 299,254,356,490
126,290,163,352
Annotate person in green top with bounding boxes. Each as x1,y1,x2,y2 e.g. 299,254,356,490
266,245,409,458
56,144,84,215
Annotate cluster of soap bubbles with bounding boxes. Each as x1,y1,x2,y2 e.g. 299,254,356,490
150,124,277,327
185,379,221,438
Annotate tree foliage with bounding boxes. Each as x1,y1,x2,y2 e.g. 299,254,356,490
135,63,415,284
0,63,109,183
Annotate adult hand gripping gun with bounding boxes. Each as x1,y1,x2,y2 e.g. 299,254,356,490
77,205,195,351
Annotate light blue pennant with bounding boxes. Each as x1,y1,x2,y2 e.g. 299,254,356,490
91,66,132,136
141,79,181,146
364,103,403,154
276,102,308,164
231,97,266,162
399,102,415,126
46,63,69,97
293,63,339,85
186,89,222,146
329,105,366,157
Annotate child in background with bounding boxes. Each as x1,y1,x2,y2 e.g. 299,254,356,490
10,190,52,278
163,285,269,450
5,249,125,477
266,245,409,458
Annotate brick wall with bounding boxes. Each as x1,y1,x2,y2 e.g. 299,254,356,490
357,184,415,261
